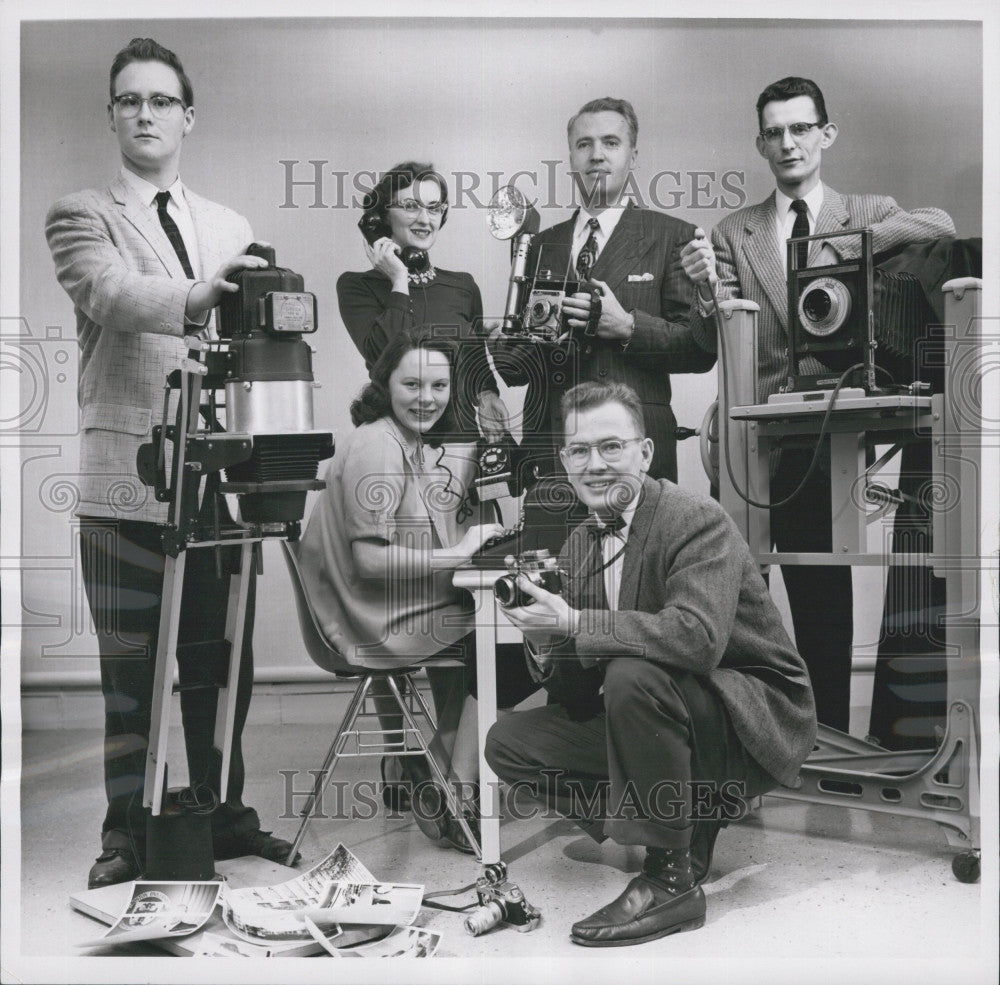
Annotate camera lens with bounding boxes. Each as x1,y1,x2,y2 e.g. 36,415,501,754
464,901,506,936
802,288,832,323
797,277,851,338
529,300,552,325
494,575,517,608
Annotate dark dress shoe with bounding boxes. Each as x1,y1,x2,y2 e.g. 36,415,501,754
411,780,451,844
214,829,301,866
571,846,705,947
443,807,481,856
412,780,481,854
88,848,141,889
571,877,706,947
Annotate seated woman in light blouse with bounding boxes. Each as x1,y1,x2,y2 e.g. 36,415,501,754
297,327,536,852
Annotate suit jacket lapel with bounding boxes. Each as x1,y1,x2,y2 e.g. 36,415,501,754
187,189,223,284
110,173,187,279
590,202,648,287
813,186,851,245
618,476,662,611
743,193,790,330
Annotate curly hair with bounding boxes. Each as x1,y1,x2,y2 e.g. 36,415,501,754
350,327,458,445
360,161,449,228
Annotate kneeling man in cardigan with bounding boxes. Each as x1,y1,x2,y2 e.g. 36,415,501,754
486,380,817,946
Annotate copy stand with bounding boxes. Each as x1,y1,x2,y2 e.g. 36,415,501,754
138,347,327,815
715,280,983,882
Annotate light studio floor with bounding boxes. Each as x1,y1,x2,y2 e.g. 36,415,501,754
13,694,993,984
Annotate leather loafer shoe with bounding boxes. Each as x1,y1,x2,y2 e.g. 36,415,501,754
88,848,141,889
570,876,706,947
214,829,301,866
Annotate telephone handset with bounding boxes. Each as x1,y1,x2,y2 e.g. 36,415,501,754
357,212,429,274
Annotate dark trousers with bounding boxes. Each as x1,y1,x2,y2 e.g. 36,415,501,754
485,660,774,848
770,447,853,733
868,439,947,750
79,517,260,862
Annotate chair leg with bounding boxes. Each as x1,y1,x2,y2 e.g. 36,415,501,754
284,675,375,866
387,673,482,860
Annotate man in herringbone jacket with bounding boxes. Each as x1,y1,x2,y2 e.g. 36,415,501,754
681,76,954,733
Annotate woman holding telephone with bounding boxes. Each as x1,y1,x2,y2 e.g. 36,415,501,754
337,161,509,441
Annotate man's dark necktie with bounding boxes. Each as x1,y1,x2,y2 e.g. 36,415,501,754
155,190,195,279
790,198,809,270
578,514,626,608
557,515,625,721
576,217,600,281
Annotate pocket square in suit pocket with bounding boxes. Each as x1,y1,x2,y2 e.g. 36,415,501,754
628,272,655,282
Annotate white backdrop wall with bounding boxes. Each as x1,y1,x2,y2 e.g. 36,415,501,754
16,16,982,681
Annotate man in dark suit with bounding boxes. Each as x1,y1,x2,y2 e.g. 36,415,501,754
681,76,955,733
45,37,297,888
486,381,816,946
494,97,715,487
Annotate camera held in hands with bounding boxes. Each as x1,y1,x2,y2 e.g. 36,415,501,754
487,184,601,343
494,548,564,609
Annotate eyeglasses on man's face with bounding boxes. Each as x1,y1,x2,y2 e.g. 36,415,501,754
560,437,643,467
388,199,448,217
111,93,186,119
758,121,823,144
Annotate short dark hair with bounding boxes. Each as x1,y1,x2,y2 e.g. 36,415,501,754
561,381,646,440
755,77,827,130
567,97,639,148
109,38,194,107
350,327,458,444
360,161,449,227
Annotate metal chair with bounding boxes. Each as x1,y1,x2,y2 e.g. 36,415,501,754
279,539,480,865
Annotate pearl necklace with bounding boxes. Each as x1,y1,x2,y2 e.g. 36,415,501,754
408,265,437,286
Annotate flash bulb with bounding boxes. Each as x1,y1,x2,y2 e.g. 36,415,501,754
487,185,538,240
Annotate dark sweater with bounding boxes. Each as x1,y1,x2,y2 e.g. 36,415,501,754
337,267,498,440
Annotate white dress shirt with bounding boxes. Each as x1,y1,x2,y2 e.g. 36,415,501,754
119,167,202,278
596,499,637,612
571,202,627,272
775,182,825,272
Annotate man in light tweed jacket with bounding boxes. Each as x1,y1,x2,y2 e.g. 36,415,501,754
487,381,817,946
680,76,955,734
45,37,296,888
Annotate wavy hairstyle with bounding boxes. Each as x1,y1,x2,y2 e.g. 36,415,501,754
350,327,458,444
109,37,194,107
360,161,449,229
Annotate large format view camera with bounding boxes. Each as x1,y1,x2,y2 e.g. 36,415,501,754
138,243,334,546
784,227,935,395
487,185,602,342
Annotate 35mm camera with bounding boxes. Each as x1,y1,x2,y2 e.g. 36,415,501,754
494,549,564,609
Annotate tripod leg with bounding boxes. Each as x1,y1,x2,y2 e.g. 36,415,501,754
214,540,254,803
144,552,187,814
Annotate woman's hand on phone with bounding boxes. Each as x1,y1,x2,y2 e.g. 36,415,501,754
367,236,409,292
455,523,505,560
